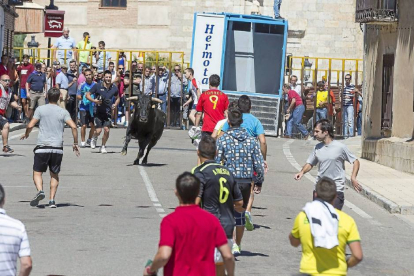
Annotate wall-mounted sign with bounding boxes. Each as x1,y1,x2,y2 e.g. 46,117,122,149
44,10,65,38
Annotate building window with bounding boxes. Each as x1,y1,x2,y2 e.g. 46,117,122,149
381,54,394,135
101,0,126,8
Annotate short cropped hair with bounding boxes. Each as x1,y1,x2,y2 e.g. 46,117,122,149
315,177,337,203
48,87,61,103
314,119,334,138
109,61,114,66
84,68,92,74
83,32,89,38
23,54,30,60
186,68,194,76
238,95,251,113
209,74,220,87
104,70,112,77
176,172,200,204
317,81,325,87
98,41,105,46
228,108,243,127
198,136,216,160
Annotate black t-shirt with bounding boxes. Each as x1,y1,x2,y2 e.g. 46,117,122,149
89,82,118,116
193,160,243,238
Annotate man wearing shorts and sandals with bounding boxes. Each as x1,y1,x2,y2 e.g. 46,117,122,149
294,119,362,210
21,88,80,208
86,70,119,154
193,136,244,276
216,108,264,256
77,68,96,147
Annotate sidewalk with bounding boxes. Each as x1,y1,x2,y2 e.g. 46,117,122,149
342,137,414,215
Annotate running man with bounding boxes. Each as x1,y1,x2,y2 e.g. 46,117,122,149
77,68,96,147
21,88,80,208
294,119,362,210
86,70,119,153
220,95,267,231
144,172,234,276
216,108,264,256
183,68,201,125
193,136,244,276
289,177,363,275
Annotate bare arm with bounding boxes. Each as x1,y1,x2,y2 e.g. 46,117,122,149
217,244,235,276
195,197,201,206
18,256,32,276
287,98,296,113
66,118,80,156
347,241,363,268
351,159,362,192
86,92,101,104
10,101,21,111
294,163,313,180
234,199,244,213
195,112,202,127
21,118,39,140
289,233,301,247
112,94,120,110
145,246,172,275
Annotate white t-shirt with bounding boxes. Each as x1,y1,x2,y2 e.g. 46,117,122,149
290,84,302,96
214,118,228,135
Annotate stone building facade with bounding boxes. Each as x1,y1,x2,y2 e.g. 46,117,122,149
26,0,363,62
0,0,18,54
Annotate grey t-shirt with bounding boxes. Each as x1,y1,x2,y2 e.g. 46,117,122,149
33,104,71,148
306,140,357,192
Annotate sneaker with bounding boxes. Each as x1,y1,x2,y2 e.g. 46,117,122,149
49,200,57,208
91,138,97,149
245,211,254,231
80,141,86,148
232,243,241,256
86,139,91,147
30,191,45,207
2,145,14,153
100,146,107,154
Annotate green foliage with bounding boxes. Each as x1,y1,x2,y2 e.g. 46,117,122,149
13,34,26,58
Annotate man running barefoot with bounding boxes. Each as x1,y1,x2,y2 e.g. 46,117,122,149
21,88,80,208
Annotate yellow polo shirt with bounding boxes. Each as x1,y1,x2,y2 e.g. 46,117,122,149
291,210,361,276
76,40,93,63
316,90,329,108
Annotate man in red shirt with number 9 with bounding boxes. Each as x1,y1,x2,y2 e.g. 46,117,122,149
195,74,229,137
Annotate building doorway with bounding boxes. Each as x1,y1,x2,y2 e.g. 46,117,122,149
381,54,394,136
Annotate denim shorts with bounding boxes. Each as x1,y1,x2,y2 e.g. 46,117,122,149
234,210,246,226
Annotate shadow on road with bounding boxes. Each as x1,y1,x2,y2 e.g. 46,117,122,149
253,224,271,230
36,203,84,208
126,163,167,167
239,250,269,257
0,154,25,157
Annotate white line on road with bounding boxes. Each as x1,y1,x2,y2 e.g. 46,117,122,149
2,130,38,142
282,139,380,224
138,166,166,218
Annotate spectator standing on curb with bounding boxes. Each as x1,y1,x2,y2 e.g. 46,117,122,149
155,66,169,114
55,64,69,109
294,119,362,210
170,65,186,127
193,136,243,276
0,183,32,276
52,28,76,66
66,60,78,122
283,84,309,139
274,0,283,18
21,87,80,208
342,74,356,138
220,95,267,231
17,55,34,122
76,32,93,73
77,68,96,147
289,177,363,275
183,68,201,125
314,81,329,121
216,108,264,256
142,67,155,96
0,75,22,153
143,172,235,276
25,63,46,120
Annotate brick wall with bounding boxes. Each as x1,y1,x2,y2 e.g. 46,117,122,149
1,0,16,55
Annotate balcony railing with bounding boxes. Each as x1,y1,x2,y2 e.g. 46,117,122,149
356,0,398,23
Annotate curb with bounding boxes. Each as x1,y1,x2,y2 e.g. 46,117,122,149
345,177,414,215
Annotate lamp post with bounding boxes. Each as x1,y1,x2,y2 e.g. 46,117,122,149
304,57,313,85
45,0,58,66
27,36,39,62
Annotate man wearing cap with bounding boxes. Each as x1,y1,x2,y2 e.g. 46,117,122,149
51,28,76,66
25,63,46,120
55,64,69,109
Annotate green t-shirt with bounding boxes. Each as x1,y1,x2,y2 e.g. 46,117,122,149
76,40,93,63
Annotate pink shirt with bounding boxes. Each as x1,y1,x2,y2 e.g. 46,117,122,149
77,74,86,85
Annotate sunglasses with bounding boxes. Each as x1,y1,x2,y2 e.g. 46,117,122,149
174,69,180,71
1,79,11,82
119,67,124,70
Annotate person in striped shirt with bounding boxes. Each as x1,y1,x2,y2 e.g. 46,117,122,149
342,74,356,138
0,184,32,276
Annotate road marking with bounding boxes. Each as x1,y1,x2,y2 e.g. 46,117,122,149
282,139,380,224
138,166,166,218
1,130,38,142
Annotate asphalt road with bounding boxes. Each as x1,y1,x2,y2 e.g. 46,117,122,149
1,128,414,276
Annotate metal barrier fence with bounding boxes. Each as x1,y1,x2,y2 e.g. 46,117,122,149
285,56,364,137
11,47,191,128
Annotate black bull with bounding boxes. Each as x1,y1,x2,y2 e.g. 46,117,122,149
121,95,165,165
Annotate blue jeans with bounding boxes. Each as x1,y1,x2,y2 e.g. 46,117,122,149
158,94,167,114
286,105,308,137
357,112,362,136
315,108,327,122
343,105,354,137
274,0,282,17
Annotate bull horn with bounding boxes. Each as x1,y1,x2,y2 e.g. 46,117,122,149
126,96,138,101
151,98,163,104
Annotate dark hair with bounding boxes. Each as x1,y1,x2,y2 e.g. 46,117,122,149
314,119,334,138
23,54,30,59
238,95,251,113
109,61,114,66
229,100,238,110
104,70,112,76
315,177,337,203
198,136,216,160
48,87,61,103
317,81,325,87
291,75,298,80
345,73,352,79
186,68,194,76
131,61,137,65
98,41,105,46
69,60,76,65
228,108,243,127
83,32,89,37
84,68,92,74
176,172,200,204
0,184,4,205
209,74,220,87
283,83,290,89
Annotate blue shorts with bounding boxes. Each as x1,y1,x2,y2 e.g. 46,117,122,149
234,210,246,226
192,104,197,110
20,88,27,99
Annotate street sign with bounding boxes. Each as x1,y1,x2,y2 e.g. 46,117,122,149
44,10,65,38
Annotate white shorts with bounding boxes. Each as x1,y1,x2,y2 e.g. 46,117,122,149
214,239,234,264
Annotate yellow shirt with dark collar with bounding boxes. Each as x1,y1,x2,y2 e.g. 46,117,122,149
316,90,329,108
291,209,361,275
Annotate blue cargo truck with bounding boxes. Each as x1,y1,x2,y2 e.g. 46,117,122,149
190,12,288,136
